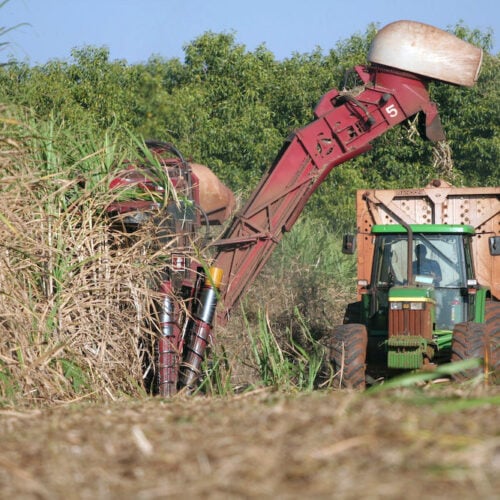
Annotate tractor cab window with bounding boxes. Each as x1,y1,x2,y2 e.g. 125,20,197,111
373,234,467,287
413,243,442,284
372,234,407,288
370,234,408,328
411,235,466,287
411,235,469,329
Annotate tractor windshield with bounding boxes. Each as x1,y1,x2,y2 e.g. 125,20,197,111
376,234,466,287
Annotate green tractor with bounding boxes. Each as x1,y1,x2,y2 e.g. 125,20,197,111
328,181,500,388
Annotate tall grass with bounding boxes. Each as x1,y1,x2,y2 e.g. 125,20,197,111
0,111,177,405
220,218,356,390
245,308,327,391
0,102,358,403
239,217,356,342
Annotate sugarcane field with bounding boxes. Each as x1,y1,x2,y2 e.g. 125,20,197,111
1,3,499,498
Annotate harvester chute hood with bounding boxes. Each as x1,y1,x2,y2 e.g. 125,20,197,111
368,20,483,87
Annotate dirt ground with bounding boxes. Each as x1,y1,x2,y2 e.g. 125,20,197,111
0,384,498,500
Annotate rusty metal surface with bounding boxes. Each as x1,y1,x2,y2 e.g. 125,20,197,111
191,163,236,224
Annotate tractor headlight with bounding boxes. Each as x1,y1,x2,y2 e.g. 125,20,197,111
390,301,425,310
410,302,424,310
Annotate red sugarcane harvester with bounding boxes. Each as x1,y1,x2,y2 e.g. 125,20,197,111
107,21,492,396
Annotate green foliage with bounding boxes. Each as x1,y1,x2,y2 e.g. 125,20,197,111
1,22,497,212
366,358,483,394
270,216,357,310
245,308,325,391
0,362,19,401
57,358,89,393
197,345,234,396
430,53,499,186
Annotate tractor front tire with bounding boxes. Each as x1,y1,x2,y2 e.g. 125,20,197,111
327,323,367,389
485,300,500,382
451,322,485,381
451,302,499,383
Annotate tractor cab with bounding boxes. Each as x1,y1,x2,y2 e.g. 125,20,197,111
361,224,479,368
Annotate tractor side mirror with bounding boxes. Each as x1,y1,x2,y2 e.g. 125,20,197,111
342,234,356,254
489,236,500,256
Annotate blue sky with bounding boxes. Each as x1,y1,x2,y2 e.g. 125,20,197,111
2,0,499,65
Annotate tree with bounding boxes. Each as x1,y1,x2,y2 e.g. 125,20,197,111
430,30,499,186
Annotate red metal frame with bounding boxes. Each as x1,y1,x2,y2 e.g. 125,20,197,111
212,65,443,324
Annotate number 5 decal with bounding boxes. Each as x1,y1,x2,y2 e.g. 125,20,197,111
385,104,398,118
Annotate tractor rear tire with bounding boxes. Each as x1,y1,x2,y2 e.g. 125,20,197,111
451,302,499,383
327,323,367,389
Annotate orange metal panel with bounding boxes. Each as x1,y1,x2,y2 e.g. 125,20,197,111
356,180,500,300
